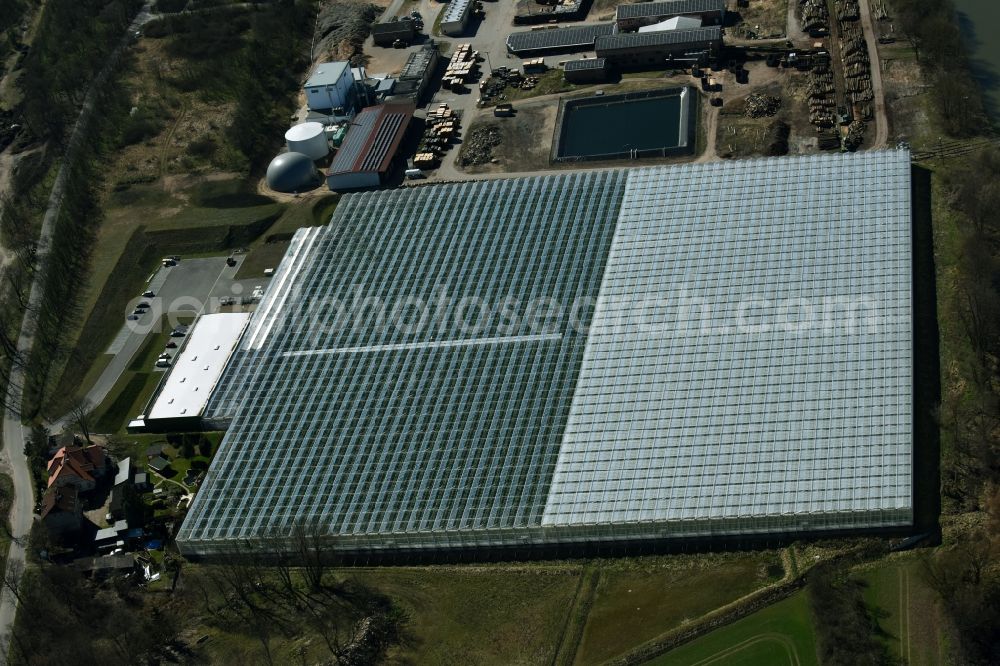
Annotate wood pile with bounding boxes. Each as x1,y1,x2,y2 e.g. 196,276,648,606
799,0,829,33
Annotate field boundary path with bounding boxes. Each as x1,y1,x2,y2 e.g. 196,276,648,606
858,0,889,147
0,3,155,662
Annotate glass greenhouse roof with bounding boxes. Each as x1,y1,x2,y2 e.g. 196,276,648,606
178,151,914,556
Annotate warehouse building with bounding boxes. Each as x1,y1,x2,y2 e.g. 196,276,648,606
132,313,251,433
506,22,617,56
595,26,722,67
389,42,440,104
325,102,414,191
303,61,356,114
178,150,915,560
441,0,473,36
615,0,726,32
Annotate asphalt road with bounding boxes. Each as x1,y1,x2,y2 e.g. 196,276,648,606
0,4,155,661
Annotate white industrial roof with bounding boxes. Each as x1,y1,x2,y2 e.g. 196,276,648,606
638,16,703,32
304,61,350,88
147,313,251,421
285,122,325,142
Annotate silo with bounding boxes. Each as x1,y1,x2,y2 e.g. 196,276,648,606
265,152,320,193
284,122,329,160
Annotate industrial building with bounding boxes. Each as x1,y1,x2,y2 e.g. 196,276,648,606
615,0,726,32
264,152,322,193
506,23,617,56
563,57,610,83
596,26,722,67
132,313,251,433
325,102,414,191
371,19,416,47
389,42,440,104
177,150,915,560
303,61,356,114
440,0,473,36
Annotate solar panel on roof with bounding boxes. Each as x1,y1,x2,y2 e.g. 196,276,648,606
615,0,725,20
595,25,721,52
506,23,616,54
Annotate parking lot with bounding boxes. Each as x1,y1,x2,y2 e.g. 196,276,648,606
75,255,271,422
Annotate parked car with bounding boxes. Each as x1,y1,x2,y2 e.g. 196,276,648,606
165,341,178,349
132,308,145,316
158,353,171,360
136,301,150,309
155,359,170,368
127,314,140,321
142,290,155,298
170,329,186,337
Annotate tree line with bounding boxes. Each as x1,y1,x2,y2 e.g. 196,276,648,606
891,0,990,137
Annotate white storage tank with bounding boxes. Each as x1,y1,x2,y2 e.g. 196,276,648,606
284,122,329,160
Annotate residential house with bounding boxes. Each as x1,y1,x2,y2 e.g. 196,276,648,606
47,444,109,491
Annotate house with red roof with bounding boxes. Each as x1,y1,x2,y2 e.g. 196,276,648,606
47,444,109,492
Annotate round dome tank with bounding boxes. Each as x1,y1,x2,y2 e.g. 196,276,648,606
266,152,319,193
285,122,329,160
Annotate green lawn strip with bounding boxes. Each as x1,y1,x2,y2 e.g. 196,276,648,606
575,553,781,664
234,240,290,279
355,566,581,665
94,372,152,434
647,591,819,666
46,181,285,416
858,559,945,666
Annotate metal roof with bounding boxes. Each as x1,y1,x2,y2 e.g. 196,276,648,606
442,0,472,23
564,58,607,71
615,0,726,21
179,151,915,557
147,313,251,421
506,23,616,54
595,25,721,53
304,61,350,89
399,44,437,81
327,103,414,176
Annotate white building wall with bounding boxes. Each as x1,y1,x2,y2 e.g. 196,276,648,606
305,66,355,112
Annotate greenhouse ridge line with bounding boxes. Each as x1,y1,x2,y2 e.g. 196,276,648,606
280,333,562,357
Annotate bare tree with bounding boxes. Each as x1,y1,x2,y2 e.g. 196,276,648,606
66,396,95,444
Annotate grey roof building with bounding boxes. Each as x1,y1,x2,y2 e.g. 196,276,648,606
595,26,722,66
506,23,617,56
615,0,726,31
178,150,916,561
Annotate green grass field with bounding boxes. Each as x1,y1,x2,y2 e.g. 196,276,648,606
354,567,583,665
574,554,782,664
859,560,946,666
647,591,819,666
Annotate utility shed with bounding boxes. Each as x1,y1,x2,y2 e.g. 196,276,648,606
595,26,722,67
303,61,356,113
615,0,726,32
326,103,414,191
564,58,610,83
441,0,473,36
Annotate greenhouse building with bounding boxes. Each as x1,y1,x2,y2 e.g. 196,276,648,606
177,150,915,560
